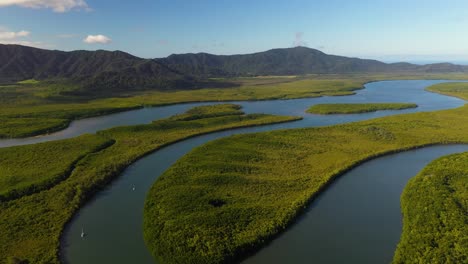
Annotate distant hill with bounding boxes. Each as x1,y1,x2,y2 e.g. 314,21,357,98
0,44,194,93
157,46,468,76
1,44,467,92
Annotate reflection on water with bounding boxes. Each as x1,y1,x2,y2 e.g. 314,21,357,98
1,80,464,148
11,80,462,263
243,145,468,264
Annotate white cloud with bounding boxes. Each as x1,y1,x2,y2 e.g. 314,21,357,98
83,34,112,44
0,30,30,40
0,0,89,13
0,27,50,48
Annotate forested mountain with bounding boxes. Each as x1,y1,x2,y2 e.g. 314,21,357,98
158,46,468,76
1,44,467,91
0,44,193,91
159,46,398,76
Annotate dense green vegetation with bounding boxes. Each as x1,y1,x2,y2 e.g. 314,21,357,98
0,44,195,91
4,73,468,139
4,44,467,87
0,104,299,263
393,152,468,263
171,104,243,121
0,76,364,138
306,103,417,114
3,44,468,264
427,82,468,100
3,45,468,140
0,117,70,138
143,84,468,264
0,134,113,201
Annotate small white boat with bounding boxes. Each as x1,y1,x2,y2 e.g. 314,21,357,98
132,185,135,191
81,228,85,238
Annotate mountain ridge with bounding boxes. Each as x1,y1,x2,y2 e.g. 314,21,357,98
0,44,194,93
158,46,468,76
1,44,467,92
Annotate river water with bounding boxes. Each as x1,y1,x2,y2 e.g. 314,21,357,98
1,80,465,263
243,144,468,264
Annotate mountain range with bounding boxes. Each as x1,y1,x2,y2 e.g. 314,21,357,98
1,44,467,92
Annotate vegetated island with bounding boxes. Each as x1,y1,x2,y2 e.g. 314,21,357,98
4,44,468,139
0,104,300,264
306,103,418,114
393,152,468,264
143,83,468,264
3,72,468,139
0,77,363,139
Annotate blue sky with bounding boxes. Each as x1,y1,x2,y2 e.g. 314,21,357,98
1,0,468,63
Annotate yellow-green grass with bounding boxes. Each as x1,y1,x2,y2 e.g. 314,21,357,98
426,82,468,100
171,104,243,121
393,152,468,264
17,79,40,85
0,77,361,138
0,104,300,263
143,83,468,264
0,134,113,201
306,103,418,114
5,73,468,139
0,117,70,139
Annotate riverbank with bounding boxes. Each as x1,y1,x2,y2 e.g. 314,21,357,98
143,83,468,263
0,105,299,263
0,134,114,202
2,73,468,139
0,76,362,139
306,103,417,114
394,152,468,264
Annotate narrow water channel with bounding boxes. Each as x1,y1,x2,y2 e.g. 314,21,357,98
2,80,465,263
1,80,464,148
243,144,468,264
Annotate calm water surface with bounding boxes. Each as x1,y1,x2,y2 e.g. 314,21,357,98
0,80,464,148
243,145,468,264
1,81,465,263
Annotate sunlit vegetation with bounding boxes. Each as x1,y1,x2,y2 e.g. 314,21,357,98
0,134,113,201
0,117,70,139
143,83,468,264
393,152,468,263
171,104,243,121
0,77,359,138
306,103,417,114
427,82,468,100
0,104,299,263
17,79,40,85
3,73,468,139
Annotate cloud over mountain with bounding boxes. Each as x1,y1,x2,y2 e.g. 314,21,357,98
0,29,29,40
84,34,112,44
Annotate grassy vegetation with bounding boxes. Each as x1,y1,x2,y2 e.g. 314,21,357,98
393,152,468,264
306,103,417,114
0,104,299,263
143,83,468,264
171,104,243,121
0,134,113,201
17,79,40,85
0,77,360,138
3,73,468,139
427,82,468,100
0,117,70,139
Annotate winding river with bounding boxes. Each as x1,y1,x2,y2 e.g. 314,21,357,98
1,80,466,263
243,144,468,264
